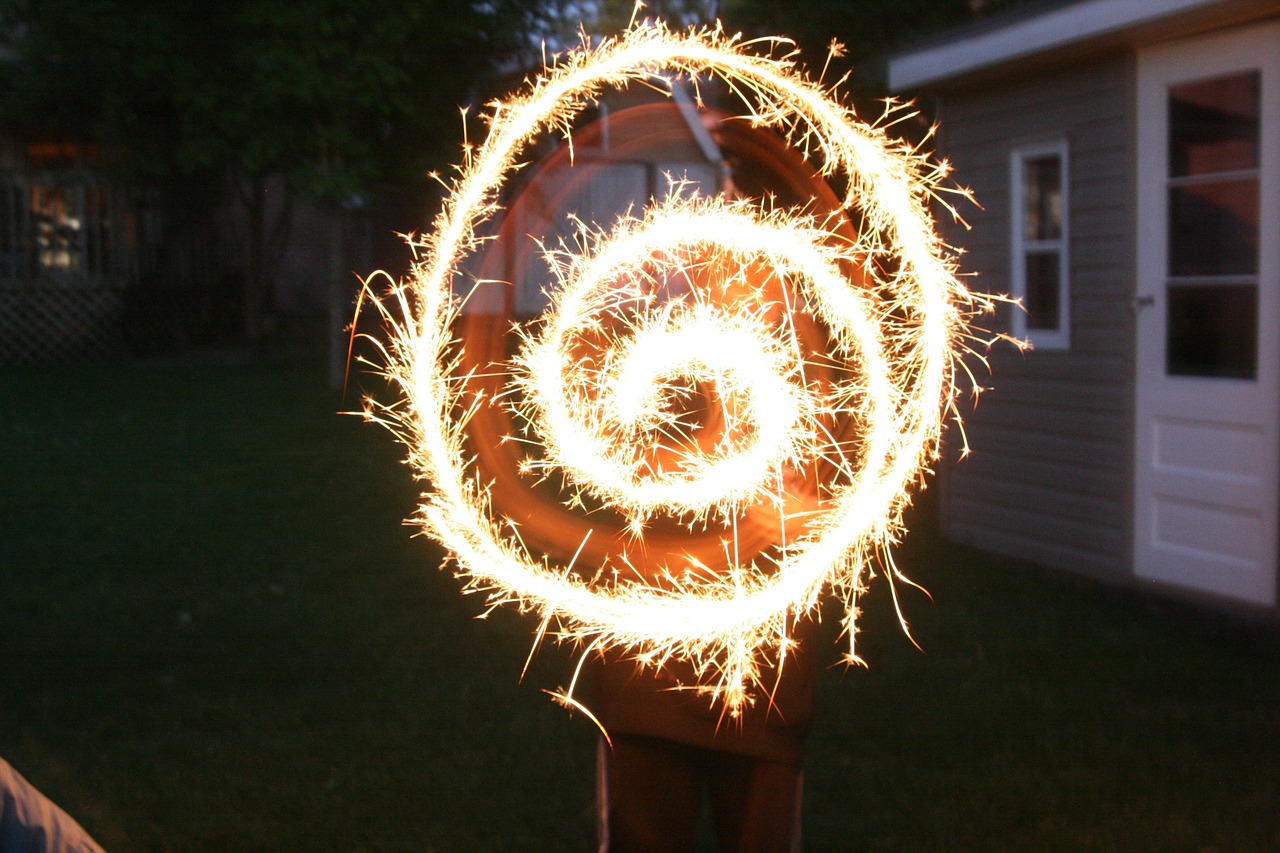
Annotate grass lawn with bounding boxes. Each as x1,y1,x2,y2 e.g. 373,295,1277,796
1,363,1277,851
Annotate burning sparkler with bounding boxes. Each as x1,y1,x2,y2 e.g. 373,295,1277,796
361,21,989,712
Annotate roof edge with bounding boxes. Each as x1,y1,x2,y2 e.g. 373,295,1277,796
887,0,1219,91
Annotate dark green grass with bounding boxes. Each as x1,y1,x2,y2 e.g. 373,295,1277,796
2,364,1277,851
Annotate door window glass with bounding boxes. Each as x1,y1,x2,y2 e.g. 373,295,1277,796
1166,72,1260,379
1167,283,1257,378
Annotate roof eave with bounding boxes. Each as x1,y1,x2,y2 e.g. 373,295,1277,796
887,0,1274,92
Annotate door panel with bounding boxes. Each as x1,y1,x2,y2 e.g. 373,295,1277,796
1134,23,1280,606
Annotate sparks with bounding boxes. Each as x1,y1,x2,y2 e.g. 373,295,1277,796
361,21,990,711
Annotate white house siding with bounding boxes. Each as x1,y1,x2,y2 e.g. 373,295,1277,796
933,52,1137,582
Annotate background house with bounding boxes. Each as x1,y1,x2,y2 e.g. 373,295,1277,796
0,133,153,363
887,0,1280,612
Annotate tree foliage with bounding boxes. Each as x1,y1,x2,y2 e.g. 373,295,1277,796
718,0,1027,90
0,0,541,341
0,0,535,200
0,0,1028,207
505,0,1027,100
0,0,1023,343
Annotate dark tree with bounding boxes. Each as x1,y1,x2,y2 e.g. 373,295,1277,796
0,0,538,342
721,0,1026,88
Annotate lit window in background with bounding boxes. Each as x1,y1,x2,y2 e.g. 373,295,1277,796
32,185,83,275
0,141,120,283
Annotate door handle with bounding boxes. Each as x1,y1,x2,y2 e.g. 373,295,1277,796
1129,294,1155,316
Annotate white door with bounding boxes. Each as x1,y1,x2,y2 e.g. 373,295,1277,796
1134,22,1280,607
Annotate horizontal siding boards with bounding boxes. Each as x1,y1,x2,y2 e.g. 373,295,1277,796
961,402,1125,452
1066,322,1131,355
948,423,1125,470
952,473,1129,530
934,51,1137,584
947,510,1127,581
970,374,1127,413
1072,292,1133,330
949,473,1125,540
939,55,1131,140
1073,189,1132,236
952,458,1123,516
981,347,1126,385
1076,257,1132,287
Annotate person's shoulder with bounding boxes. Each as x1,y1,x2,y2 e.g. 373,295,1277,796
0,757,107,853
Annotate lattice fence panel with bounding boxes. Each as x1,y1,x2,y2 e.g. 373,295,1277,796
0,284,126,365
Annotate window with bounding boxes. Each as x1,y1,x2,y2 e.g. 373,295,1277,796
1011,142,1069,349
0,141,132,285
1164,71,1260,379
0,176,132,284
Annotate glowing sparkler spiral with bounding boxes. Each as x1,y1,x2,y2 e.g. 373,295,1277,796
365,23,983,710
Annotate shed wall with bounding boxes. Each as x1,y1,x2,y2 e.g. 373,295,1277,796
934,53,1137,582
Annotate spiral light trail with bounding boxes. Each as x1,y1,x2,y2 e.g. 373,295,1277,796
363,22,988,712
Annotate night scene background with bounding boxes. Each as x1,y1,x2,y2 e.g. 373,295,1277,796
1,0,1277,850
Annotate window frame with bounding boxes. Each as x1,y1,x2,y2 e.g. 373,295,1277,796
1010,140,1071,350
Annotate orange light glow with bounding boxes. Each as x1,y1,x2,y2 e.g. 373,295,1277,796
361,21,992,712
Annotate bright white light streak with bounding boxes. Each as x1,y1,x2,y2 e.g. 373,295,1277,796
362,21,994,711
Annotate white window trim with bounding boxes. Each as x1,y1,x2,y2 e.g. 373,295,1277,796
1010,140,1071,350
